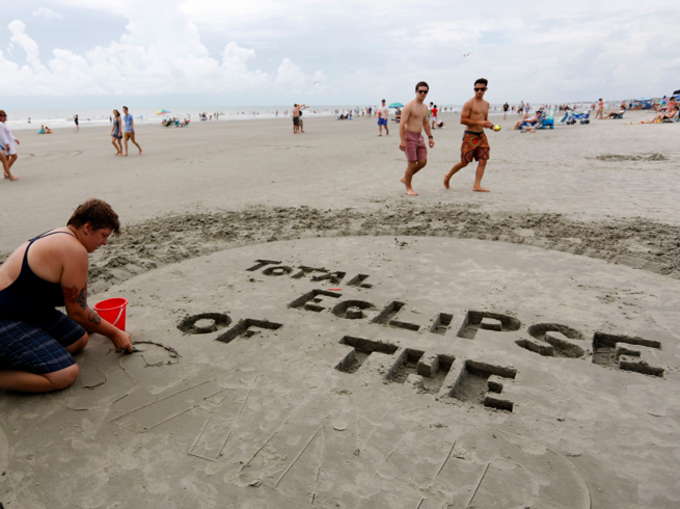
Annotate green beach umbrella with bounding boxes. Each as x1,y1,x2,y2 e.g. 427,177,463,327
389,103,403,108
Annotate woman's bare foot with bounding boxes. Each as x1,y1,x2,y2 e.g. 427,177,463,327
472,186,489,192
7,174,18,181
406,188,418,196
444,176,451,189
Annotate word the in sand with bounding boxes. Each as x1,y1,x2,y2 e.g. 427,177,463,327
179,259,666,397
243,260,665,374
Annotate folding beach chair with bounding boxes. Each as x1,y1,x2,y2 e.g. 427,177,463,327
537,108,555,129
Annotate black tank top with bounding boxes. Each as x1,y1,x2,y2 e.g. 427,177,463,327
0,231,75,325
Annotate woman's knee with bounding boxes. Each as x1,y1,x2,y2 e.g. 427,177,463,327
45,364,79,390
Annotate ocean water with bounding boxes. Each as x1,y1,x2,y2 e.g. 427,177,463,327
2,104,472,132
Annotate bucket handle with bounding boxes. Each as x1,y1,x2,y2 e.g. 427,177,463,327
109,306,125,328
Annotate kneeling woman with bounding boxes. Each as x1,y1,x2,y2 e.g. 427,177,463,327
0,199,133,393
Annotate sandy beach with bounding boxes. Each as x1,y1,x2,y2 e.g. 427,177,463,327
1,110,680,508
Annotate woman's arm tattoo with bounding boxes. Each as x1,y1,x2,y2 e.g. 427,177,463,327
87,308,102,325
63,285,91,319
63,285,88,310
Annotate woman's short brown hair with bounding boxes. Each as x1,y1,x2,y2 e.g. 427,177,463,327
67,198,121,234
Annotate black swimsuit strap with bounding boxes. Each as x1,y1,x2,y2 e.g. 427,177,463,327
24,230,77,264
32,229,77,241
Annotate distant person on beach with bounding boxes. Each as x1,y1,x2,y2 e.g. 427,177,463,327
443,78,493,192
299,105,308,133
378,99,389,136
0,199,133,393
512,112,539,129
122,106,142,156
74,114,79,130
642,105,678,123
602,102,627,120
503,102,509,119
431,105,438,129
111,109,123,156
595,99,604,119
0,151,13,181
0,110,19,181
399,81,435,196
292,104,301,133
292,104,306,133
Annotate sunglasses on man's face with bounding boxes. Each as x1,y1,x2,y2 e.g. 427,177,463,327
474,87,487,92
417,89,428,94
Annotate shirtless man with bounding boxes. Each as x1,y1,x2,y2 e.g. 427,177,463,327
444,78,493,192
399,81,435,196
292,104,306,134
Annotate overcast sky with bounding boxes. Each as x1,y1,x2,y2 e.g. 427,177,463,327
2,0,678,108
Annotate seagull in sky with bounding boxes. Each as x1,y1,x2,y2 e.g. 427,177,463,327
463,52,475,57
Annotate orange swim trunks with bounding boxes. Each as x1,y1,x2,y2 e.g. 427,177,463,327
461,130,490,163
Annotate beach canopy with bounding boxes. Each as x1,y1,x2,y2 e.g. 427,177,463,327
389,102,403,108
156,109,171,115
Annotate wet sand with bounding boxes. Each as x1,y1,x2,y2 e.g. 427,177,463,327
1,109,680,508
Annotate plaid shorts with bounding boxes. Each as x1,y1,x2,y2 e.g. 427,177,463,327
0,310,85,375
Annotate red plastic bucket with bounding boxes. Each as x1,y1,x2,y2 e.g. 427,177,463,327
93,298,129,331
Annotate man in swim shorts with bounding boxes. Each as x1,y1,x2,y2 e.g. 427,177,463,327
122,106,142,156
399,81,435,196
378,99,389,136
0,199,133,393
443,78,493,192
292,104,305,133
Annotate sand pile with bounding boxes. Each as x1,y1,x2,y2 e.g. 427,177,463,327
72,203,680,293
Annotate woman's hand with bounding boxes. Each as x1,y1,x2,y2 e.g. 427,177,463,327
111,330,133,352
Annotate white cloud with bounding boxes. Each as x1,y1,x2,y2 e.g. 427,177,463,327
32,7,64,20
8,21,43,69
1,0,325,98
2,0,680,103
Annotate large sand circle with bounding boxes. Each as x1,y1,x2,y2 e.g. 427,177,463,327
1,237,678,508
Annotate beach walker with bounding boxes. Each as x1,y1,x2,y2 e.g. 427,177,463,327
93,298,129,331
